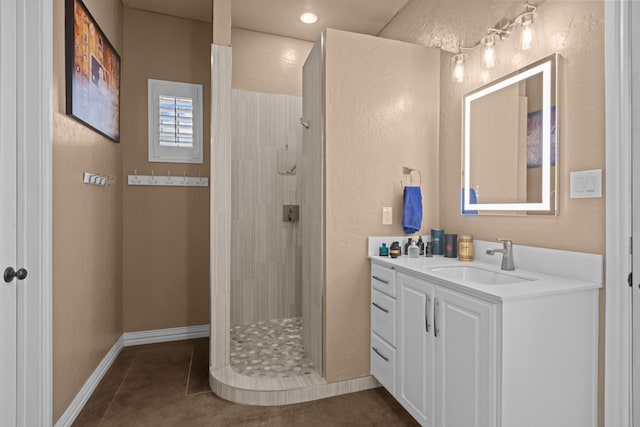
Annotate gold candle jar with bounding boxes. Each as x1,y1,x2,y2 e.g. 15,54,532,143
458,235,474,262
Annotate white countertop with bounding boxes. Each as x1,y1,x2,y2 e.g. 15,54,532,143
369,254,602,303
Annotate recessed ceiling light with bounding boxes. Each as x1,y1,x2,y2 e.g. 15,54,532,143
300,12,318,24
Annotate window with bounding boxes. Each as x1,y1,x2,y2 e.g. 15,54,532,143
148,79,203,163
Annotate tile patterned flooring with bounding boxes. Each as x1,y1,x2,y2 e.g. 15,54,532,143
230,317,315,378
72,338,418,426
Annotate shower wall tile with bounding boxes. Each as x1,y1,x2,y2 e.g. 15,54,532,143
210,45,233,370
230,90,302,326
300,39,324,375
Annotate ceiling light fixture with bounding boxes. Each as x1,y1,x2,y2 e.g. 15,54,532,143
300,12,318,24
451,1,537,83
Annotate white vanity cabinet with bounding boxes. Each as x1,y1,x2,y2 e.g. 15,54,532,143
370,263,398,394
370,255,599,427
397,272,496,427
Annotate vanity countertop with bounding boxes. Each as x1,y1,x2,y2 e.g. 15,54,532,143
369,254,602,303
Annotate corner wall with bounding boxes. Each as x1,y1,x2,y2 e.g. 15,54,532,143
323,29,440,381
52,0,123,421
120,8,212,332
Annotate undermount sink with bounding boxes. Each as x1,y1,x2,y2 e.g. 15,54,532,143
429,265,535,285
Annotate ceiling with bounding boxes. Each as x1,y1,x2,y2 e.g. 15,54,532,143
121,0,411,42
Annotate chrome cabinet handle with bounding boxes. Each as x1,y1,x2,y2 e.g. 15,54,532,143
372,346,389,362
372,275,389,284
425,295,431,333
372,302,389,313
434,298,440,338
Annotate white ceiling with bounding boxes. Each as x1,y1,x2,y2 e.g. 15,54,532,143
121,0,410,42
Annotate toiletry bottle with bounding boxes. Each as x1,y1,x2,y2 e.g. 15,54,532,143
379,243,389,257
458,235,474,261
444,234,458,258
431,229,444,255
404,238,413,256
408,241,420,258
425,241,433,257
417,236,425,256
389,241,401,258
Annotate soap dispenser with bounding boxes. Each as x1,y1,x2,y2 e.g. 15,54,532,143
408,241,420,258
404,238,413,256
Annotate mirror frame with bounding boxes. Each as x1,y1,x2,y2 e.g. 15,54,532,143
462,53,559,213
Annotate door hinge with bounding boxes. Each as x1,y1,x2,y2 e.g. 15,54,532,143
629,272,633,288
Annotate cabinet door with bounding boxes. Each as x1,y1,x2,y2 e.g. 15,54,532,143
397,272,435,426
434,287,496,427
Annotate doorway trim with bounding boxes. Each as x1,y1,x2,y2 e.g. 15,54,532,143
15,0,53,425
604,0,633,426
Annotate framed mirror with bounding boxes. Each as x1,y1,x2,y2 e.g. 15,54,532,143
462,53,558,215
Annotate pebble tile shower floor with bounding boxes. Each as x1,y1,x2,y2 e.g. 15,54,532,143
230,317,316,378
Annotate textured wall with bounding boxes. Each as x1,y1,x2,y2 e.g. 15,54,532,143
300,38,324,374
381,1,605,254
121,8,211,332
230,90,302,325
231,28,313,96
324,29,441,382
52,0,123,421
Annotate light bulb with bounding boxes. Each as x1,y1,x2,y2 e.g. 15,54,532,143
520,15,535,51
300,12,318,24
451,54,465,83
482,36,496,69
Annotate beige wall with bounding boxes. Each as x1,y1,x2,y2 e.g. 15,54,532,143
52,0,123,421
324,29,440,381
383,1,605,254
121,9,211,332
231,28,313,97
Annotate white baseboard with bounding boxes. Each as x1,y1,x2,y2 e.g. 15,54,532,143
123,324,210,347
54,335,124,427
54,325,210,427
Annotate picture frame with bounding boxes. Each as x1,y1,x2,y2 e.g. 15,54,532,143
65,0,121,142
526,106,556,168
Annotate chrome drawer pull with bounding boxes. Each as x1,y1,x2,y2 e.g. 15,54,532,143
372,302,389,313
372,346,389,362
425,295,431,333
372,275,389,284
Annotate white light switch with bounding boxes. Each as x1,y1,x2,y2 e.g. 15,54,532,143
382,207,393,225
570,169,602,199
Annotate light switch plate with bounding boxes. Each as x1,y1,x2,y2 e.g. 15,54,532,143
570,169,602,199
382,207,393,225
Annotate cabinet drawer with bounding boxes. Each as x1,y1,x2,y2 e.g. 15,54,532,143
371,263,396,297
371,289,396,346
371,332,396,396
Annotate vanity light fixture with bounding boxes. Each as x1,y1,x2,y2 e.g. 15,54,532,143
518,12,535,51
451,1,537,82
300,12,318,24
451,54,466,83
481,35,497,69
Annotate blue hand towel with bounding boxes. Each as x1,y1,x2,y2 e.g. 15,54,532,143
461,187,478,215
402,186,422,234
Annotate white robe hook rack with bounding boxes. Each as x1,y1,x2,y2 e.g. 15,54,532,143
127,169,208,187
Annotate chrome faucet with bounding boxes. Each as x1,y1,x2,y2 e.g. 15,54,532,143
486,239,515,271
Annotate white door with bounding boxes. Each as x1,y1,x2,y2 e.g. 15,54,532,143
435,287,495,427
0,0,19,424
397,272,435,426
633,0,640,423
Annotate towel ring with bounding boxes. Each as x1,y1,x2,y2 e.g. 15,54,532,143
401,168,422,188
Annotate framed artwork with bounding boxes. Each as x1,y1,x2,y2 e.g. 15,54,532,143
526,106,556,168
65,0,121,142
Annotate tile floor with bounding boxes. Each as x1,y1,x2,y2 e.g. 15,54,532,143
230,317,315,378
72,338,418,426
